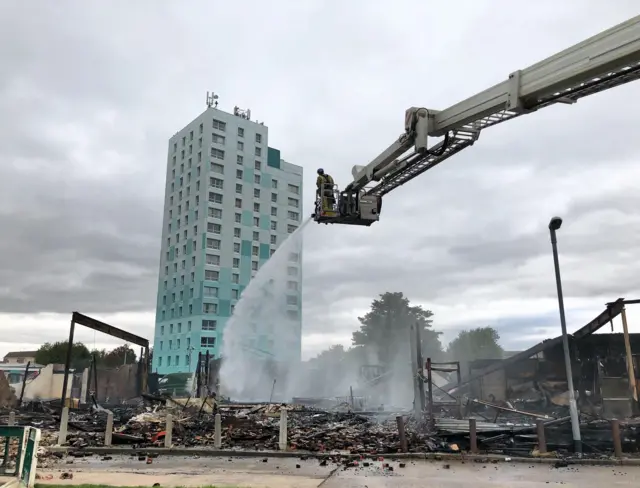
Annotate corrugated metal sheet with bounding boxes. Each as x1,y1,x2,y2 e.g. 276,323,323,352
435,418,534,433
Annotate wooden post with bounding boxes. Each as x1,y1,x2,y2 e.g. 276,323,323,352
104,412,113,446
278,409,288,451
612,419,622,458
58,407,69,445
396,416,407,452
214,413,221,449
165,414,173,448
620,307,637,402
469,418,478,453
536,420,547,453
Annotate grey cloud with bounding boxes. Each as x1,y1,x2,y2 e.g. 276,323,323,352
1,1,640,356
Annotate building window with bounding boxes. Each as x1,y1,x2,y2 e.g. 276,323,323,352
237,141,244,151
203,303,218,314
201,336,216,347
209,207,222,219
253,231,259,241
256,133,262,144
212,134,225,145
288,211,299,221
253,217,260,226
289,252,300,262
232,289,239,299
237,155,243,164
236,183,243,194
271,193,277,203
287,295,298,306
252,245,259,256
254,174,261,184
288,197,299,208
251,261,258,271
287,266,297,276
205,270,219,281
255,147,262,157
254,188,260,198
272,179,278,189
234,228,241,238
175,355,179,366
210,177,223,189
235,213,241,223
235,198,242,208
255,160,261,171
206,254,220,266
253,202,260,212
177,338,181,348
271,207,277,217
238,127,244,137
204,285,218,297
270,235,277,245
170,324,174,333
287,310,298,320
211,162,224,174
199,123,203,134
287,224,298,233
270,221,277,231
209,192,223,204
202,320,217,331
233,242,240,253
159,341,164,351
212,119,226,131
232,273,239,283
232,257,240,268
207,222,222,234
161,325,165,335
288,184,300,194
211,148,225,160
236,169,243,179
167,356,171,366
206,238,221,250
287,280,299,291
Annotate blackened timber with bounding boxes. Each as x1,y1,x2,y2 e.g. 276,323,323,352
443,299,626,393
72,312,149,348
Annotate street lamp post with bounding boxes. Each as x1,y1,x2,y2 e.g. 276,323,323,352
548,216,582,454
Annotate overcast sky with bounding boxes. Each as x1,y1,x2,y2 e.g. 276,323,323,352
1,1,640,361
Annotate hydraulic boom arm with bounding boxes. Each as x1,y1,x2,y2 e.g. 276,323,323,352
313,15,640,226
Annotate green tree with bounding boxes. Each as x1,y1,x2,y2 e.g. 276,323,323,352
101,344,137,368
352,292,443,366
446,327,504,368
35,341,92,369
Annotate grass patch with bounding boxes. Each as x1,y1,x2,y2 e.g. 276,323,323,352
36,485,240,488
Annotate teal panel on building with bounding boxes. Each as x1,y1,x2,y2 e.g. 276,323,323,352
241,211,253,227
260,172,272,189
267,147,281,169
243,167,255,183
186,239,192,255
259,243,270,260
169,246,175,261
218,299,231,317
241,240,252,257
218,267,232,300
259,214,270,230
240,256,251,285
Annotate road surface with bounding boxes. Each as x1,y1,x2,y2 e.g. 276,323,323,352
37,455,640,487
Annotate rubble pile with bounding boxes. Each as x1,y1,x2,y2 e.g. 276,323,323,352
3,397,640,457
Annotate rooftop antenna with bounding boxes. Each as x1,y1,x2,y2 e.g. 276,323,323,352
206,91,219,108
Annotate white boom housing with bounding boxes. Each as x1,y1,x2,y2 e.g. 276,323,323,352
312,15,640,226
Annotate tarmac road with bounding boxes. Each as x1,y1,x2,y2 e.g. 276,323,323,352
37,455,640,488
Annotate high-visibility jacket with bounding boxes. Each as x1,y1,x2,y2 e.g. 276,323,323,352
316,174,334,191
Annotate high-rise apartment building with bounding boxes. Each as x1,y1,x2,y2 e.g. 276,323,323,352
152,105,303,374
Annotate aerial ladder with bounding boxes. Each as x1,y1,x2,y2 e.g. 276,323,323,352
311,15,640,226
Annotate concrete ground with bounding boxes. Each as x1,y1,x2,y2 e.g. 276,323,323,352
36,455,640,488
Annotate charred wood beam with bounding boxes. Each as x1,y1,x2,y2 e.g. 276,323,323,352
72,312,149,348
